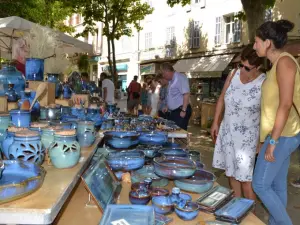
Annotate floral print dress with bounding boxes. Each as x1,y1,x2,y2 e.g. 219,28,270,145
212,69,266,182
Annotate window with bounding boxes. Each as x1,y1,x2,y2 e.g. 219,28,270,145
145,32,152,49
189,21,200,49
265,8,272,21
166,27,175,45
224,15,241,44
215,17,221,45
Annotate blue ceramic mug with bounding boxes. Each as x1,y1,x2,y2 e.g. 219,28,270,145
9,110,31,128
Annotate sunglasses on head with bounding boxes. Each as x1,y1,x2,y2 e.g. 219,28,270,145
238,63,255,72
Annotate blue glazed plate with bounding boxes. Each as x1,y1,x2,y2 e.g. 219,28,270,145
0,160,46,204
99,204,155,225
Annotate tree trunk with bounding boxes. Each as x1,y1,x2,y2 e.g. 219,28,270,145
106,35,113,80
241,0,266,42
111,37,118,87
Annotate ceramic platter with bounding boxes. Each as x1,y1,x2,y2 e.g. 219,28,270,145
99,204,155,225
0,160,46,204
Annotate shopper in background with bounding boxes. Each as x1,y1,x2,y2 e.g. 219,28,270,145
101,72,115,104
211,44,266,202
127,75,141,114
141,83,148,114
252,20,300,225
150,78,160,116
156,72,169,119
160,63,192,130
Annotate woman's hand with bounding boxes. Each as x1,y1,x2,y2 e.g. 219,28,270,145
210,123,219,143
265,144,276,162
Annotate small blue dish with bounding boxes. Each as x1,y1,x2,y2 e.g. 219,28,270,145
174,169,216,193
104,131,140,149
152,196,173,215
106,151,145,171
129,189,151,205
175,201,200,221
159,148,189,158
139,131,168,146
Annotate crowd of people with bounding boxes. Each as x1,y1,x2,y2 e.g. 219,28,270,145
211,19,300,225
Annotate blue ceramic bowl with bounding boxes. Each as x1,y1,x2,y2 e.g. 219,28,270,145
131,182,150,192
104,131,140,149
159,148,189,158
131,165,169,187
152,196,173,215
0,160,45,204
106,151,145,171
153,156,197,180
9,110,31,128
138,131,168,146
136,145,162,158
174,169,216,193
175,201,200,221
129,190,151,205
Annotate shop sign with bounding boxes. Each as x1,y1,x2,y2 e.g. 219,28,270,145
140,63,156,75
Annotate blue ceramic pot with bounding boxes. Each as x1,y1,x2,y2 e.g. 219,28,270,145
104,131,139,149
77,121,95,147
29,122,49,135
159,148,189,158
0,64,25,98
153,156,197,180
40,107,47,120
174,201,200,221
106,151,145,171
174,169,216,193
129,190,151,205
25,58,44,81
1,131,14,159
48,131,81,169
48,73,62,98
138,131,168,145
152,196,173,215
71,107,86,120
8,131,45,165
41,127,57,149
5,84,17,102
63,83,72,99
9,110,31,127
0,113,10,145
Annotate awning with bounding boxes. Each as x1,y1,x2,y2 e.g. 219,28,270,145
173,54,235,78
140,63,156,75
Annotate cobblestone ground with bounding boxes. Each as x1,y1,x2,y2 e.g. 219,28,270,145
188,124,300,224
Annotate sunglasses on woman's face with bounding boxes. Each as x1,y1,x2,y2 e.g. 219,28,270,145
238,63,255,72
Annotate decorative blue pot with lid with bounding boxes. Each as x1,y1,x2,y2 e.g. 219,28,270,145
0,64,25,98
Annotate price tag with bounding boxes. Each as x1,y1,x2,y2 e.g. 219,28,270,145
111,219,130,225
209,191,227,201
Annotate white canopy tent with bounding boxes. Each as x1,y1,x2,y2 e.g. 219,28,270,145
0,16,93,59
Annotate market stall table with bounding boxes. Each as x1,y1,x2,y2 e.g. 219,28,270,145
0,137,102,225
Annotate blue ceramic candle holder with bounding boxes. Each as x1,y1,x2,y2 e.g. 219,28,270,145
77,121,96,147
152,196,173,215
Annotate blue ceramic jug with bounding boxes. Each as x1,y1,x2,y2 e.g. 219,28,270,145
63,83,72,99
48,73,62,98
25,58,44,81
0,64,25,98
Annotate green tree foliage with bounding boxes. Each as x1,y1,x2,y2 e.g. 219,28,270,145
166,0,276,42
0,0,74,33
66,0,153,85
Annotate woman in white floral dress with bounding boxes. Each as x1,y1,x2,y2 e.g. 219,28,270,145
211,44,266,201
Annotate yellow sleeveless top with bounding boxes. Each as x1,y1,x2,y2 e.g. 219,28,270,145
260,52,300,142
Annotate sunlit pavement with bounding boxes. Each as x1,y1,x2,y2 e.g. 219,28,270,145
187,124,300,224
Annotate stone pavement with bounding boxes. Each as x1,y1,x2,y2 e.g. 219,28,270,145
187,125,300,224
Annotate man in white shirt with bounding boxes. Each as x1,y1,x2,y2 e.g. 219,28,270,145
101,72,115,104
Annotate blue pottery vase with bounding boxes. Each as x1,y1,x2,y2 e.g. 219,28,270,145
1,127,28,159
5,84,17,102
25,58,44,81
63,83,72,99
77,121,95,147
8,130,45,165
9,110,31,127
40,107,48,120
0,113,10,143
48,73,62,98
41,126,58,149
48,130,81,169
0,64,25,98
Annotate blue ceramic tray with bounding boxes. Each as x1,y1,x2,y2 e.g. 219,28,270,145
99,204,155,225
82,154,122,211
0,160,46,204
214,197,255,224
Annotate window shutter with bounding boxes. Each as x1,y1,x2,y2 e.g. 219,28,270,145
189,21,194,49
220,16,225,45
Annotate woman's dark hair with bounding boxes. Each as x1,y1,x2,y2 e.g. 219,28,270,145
241,44,263,67
256,19,294,49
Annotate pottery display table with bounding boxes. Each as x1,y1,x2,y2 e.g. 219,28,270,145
0,137,101,225
55,180,265,225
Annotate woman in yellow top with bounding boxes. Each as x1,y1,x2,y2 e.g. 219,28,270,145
253,20,300,225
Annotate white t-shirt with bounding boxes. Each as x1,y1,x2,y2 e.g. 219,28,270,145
102,79,115,104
